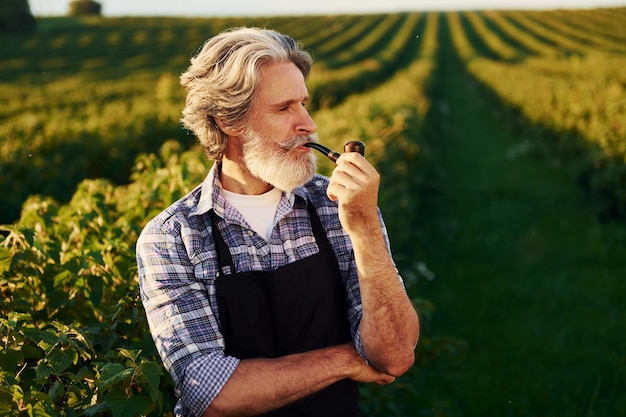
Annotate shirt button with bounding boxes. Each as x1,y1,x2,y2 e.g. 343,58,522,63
247,230,254,236
165,310,173,318
315,180,323,187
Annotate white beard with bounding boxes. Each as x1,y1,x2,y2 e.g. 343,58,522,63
242,130,318,193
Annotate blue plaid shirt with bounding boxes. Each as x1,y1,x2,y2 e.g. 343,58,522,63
137,163,398,417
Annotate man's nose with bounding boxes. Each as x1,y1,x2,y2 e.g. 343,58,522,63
297,106,317,134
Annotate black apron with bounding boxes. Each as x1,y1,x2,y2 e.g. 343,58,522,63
210,202,360,417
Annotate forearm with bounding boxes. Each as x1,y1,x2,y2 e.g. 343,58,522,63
351,220,420,376
202,343,392,417
325,153,419,375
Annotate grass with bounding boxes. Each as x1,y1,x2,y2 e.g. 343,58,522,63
411,18,626,417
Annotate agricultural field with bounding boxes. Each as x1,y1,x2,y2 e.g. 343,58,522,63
1,8,626,417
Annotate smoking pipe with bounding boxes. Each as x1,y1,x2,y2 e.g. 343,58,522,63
304,141,365,163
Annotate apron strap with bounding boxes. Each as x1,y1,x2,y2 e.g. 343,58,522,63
209,210,234,276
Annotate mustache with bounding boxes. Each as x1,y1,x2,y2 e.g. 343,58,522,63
280,134,319,150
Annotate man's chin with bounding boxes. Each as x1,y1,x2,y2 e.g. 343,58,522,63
268,171,315,193
245,151,317,192
272,163,316,192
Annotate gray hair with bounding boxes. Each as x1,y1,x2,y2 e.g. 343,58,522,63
179,27,313,160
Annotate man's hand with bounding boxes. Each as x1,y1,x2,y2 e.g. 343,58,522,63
326,152,381,235
338,343,396,386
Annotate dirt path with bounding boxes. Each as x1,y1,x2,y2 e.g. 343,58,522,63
414,19,626,417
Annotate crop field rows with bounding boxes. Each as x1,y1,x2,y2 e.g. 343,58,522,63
1,8,625,416
2,10,625,225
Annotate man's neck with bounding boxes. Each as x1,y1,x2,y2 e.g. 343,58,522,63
219,157,273,196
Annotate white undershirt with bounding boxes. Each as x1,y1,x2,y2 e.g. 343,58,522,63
222,187,282,241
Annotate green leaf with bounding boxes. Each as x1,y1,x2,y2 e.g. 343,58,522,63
47,348,78,375
82,402,109,416
27,401,58,417
36,363,53,380
38,329,61,353
22,327,43,341
0,348,24,372
48,380,65,403
0,247,12,274
138,361,163,402
11,383,24,402
98,364,133,391
63,407,80,417
0,401,14,415
23,340,45,361
0,371,18,387
117,349,140,363
87,273,104,306
53,269,73,288
7,312,32,329
105,391,148,417
74,365,94,380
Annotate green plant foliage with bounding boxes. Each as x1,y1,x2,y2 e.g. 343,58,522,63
0,140,213,415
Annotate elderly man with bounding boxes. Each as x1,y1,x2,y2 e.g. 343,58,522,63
137,27,419,417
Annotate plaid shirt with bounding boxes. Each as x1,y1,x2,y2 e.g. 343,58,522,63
137,163,398,417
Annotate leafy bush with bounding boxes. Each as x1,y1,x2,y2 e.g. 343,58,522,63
0,140,209,415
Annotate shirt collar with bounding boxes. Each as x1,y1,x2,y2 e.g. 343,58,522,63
191,162,220,216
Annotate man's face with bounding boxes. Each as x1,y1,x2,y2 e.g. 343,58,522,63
241,62,318,192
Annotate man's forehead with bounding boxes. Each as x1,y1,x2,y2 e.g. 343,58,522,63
257,62,308,103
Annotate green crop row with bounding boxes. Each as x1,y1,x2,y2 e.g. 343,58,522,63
320,13,406,68
446,10,626,218
0,72,188,225
521,10,626,54
307,12,425,109
299,14,385,61
480,10,557,56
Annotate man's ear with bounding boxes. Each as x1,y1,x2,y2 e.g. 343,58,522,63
214,117,239,136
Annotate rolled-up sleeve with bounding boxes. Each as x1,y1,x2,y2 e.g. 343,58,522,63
137,216,239,417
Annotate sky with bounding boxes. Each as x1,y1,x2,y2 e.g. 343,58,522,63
29,0,626,17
